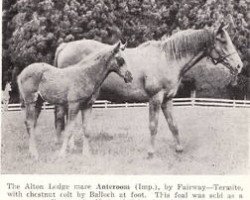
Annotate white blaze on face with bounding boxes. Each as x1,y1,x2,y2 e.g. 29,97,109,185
222,29,243,73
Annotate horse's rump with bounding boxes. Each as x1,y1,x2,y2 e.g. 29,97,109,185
17,63,52,102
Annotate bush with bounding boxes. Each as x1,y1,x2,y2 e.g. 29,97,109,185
2,0,250,100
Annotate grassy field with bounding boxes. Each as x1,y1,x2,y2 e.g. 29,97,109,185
1,106,249,174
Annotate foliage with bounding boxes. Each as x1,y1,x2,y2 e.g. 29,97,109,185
2,0,250,100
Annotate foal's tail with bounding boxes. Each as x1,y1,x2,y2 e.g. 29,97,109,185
54,43,67,67
17,73,25,108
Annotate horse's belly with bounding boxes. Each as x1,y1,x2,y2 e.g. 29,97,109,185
39,88,67,104
98,73,149,103
38,78,68,104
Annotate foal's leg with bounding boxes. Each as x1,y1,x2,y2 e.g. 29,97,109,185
34,95,43,127
25,103,39,160
148,92,164,158
58,102,80,158
161,98,183,152
54,105,66,144
80,105,92,155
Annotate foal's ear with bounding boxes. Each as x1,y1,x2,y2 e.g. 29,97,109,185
120,41,127,51
112,42,121,55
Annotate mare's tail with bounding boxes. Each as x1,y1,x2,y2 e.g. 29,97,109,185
17,73,25,108
54,43,66,67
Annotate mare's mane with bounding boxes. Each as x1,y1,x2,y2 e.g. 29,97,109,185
161,28,215,60
138,40,161,48
135,28,215,60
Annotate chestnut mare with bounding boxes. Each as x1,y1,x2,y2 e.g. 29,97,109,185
54,24,243,158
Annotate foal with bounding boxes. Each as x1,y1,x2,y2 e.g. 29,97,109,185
18,42,132,159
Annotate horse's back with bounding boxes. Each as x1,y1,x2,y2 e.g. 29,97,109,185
56,40,108,68
19,63,52,80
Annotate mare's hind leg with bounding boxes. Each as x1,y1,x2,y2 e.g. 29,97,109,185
54,105,66,144
80,105,92,155
25,102,39,160
58,102,80,158
148,91,164,158
161,98,183,152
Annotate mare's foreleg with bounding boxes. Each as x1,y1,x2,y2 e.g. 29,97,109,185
161,98,183,152
54,105,66,144
148,92,164,158
80,105,92,155
58,102,80,158
24,102,40,160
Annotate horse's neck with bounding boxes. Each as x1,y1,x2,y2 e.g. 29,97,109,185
179,51,206,77
78,58,110,90
161,28,214,74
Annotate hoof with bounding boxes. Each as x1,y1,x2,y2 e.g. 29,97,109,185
68,136,76,151
57,150,67,159
29,152,39,161
82,141,91,156
55,137,62,145
68,144,77,153
81,151,91,160
81,146,91,158
175,145,183,153
147,151,154,159
29,148,39,161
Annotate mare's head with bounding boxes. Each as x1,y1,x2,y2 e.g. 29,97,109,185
109,42,133,83
207,23,243,85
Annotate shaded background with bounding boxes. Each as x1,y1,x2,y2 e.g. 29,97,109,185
2,0,250,102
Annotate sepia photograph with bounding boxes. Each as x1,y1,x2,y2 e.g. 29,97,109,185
1,0,249,175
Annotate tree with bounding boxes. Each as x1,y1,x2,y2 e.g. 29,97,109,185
2,0,250,101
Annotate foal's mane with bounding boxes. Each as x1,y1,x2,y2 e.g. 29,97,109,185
161,28,215,60
71,45,115,69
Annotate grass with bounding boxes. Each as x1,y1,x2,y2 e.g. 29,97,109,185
1,107,249,174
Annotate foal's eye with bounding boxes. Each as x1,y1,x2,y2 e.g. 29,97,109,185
116,57,125,66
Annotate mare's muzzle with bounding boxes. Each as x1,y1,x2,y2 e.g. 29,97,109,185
124,71,133,83
230,74,238,86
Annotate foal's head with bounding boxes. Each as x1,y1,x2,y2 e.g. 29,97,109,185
109,42,133,83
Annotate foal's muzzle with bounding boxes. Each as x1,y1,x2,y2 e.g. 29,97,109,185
124,71,133,83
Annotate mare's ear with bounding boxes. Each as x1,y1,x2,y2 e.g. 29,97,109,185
120,41,127,51
215,22,228,42
215,21,230,34
225,14,236,38
216,22,224,35
112,42,121,55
